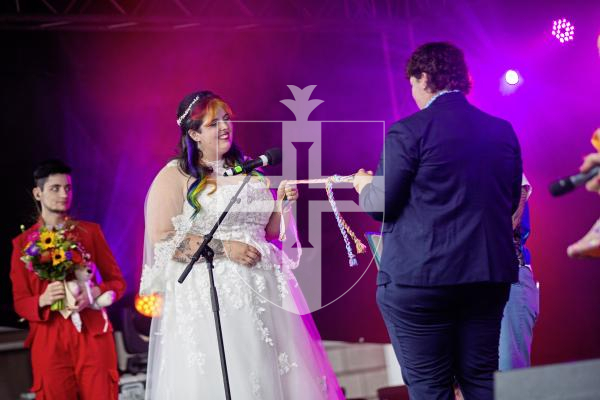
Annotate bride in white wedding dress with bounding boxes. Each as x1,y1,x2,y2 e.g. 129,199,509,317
139,91,344,399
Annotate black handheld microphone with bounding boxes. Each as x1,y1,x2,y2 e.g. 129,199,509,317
549,166,600,196
223,148,282,176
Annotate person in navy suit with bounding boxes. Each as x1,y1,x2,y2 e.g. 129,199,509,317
354,42,522,399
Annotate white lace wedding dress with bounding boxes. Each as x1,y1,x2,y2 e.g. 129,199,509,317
140,161,344,400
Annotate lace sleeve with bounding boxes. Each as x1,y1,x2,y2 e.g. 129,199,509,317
139,163,191,295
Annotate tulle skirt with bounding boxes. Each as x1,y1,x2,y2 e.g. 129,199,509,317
144,251,344,400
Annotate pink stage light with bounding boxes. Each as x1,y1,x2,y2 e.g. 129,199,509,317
552,18,575,43
505,70,520,85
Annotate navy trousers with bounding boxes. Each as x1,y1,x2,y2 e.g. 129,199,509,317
377,282,510,400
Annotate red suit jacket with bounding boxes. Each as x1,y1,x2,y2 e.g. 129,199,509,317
10,220,126,348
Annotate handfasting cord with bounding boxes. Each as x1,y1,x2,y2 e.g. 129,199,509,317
278,174,366,267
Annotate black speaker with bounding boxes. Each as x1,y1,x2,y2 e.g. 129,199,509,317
495,358,600,400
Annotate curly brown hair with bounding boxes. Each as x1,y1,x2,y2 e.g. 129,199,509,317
406,42,471,94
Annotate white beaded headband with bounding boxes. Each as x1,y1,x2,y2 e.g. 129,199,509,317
176,95,200,127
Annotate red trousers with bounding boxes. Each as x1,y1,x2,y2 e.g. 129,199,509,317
30,316,119,400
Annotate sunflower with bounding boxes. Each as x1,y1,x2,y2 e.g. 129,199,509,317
39,231,57,250
52,248,66,266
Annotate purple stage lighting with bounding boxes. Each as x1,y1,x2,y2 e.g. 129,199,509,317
505,70,520,85
552,18,575,43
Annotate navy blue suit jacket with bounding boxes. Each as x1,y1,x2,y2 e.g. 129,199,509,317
360,92,522,286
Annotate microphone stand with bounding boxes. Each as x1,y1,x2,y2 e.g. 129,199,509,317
177,173,253,400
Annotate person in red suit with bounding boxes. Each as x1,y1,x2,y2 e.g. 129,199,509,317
10,159,126,400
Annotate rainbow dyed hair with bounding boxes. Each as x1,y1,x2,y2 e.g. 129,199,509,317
175,91,263,217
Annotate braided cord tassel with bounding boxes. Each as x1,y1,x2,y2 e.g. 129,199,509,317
326,176,366,266
275,174,365,266
329,176,367,256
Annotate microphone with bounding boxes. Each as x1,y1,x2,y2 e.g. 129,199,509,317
223,148,282,176
549,166,600,196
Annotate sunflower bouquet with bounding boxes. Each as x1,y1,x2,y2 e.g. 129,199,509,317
21,224,89,310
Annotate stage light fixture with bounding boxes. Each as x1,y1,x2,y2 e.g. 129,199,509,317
505,70,520,85
134,294,163,318
552,18,574,43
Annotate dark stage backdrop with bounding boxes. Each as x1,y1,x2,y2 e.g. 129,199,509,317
1,0,599,368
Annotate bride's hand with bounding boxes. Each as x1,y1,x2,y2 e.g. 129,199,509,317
224,241,262,267
276,180,299,203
